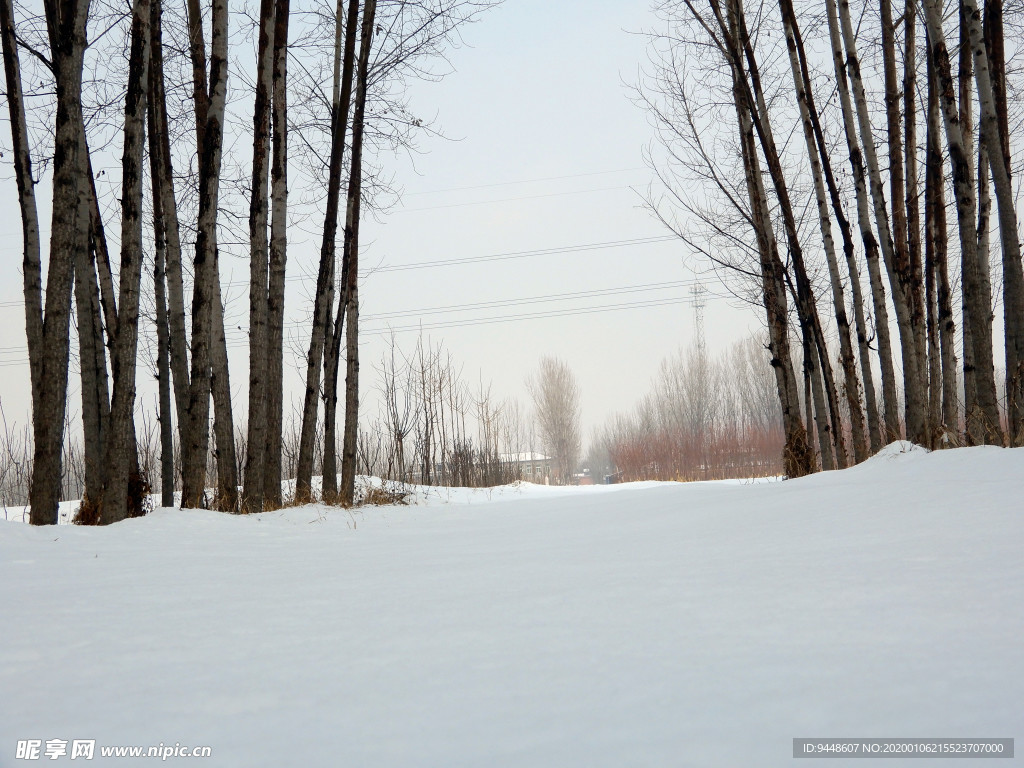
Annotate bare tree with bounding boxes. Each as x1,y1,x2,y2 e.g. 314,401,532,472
294,0,360,504
838,0,926,444
149,0,175,507
3,0,92,524
263,0,290,508
181,0,235,508
922,0,1002,444
338,0,378,506
962,0,1024,445
880,0,928,444
148,0,191,460
241,0,277,513
824,0,900,444
778,0,868,462
320,0,365,504
97,0,151,524
527,357,582,484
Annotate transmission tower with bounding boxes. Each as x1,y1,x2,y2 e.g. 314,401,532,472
690,281,708,357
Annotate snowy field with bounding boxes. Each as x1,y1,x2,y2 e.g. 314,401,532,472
1,443,1021,766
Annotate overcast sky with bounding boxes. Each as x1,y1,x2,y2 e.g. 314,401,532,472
348,0,760,437
0,0,761,443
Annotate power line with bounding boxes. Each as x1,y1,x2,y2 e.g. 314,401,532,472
240,294,703,344
362,235,678,275
216,233,678,291
0,240,701,360
359,295,696,337
291,234,678,283
220,278,721,337
404,167,643,196
362,280,700,320
397,184,636,213
0,235,680,306
0,291,710,368
0,278,723,357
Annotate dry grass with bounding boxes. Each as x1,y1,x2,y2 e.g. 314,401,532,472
359,483,410,507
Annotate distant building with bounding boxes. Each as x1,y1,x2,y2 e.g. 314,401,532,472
500,452,554,483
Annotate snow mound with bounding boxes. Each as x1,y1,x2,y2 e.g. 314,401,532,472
864,440,930,462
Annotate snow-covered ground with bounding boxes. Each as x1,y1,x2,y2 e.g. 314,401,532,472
1,443,1020,766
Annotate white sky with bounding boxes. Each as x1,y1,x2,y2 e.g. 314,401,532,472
0,0,761,443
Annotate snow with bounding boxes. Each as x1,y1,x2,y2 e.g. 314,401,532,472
1,445,1021,766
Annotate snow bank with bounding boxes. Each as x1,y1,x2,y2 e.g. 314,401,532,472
1,446,1021,766
864,439,930,461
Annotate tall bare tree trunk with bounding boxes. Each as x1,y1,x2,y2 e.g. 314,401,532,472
904,0,929,443
20,0,93,523
925,41,955,441
824,0,900,445
321,259,346,502
957,4,983,442
963,0,1024,444
98,0,150,524
264,0,290,508
295,0,360,504
182,0,231,507
922,0,1002,444
315,0,350,502
839,0,919,443
0,0,41,408
148,0,175,506
796,24,880,452
880,0,927,444
981,0,1019,428
178,0,236,510
340,0,378,506
242,0,277,513
149,0,191,461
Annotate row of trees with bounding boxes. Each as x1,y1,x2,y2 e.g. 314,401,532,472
0,341,582,511
360,337,527,487
362,344,588,487
596,337,784,481
2,0,493,524
644,0,1024,477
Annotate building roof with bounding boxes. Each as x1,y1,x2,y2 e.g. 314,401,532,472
499,452,553,463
